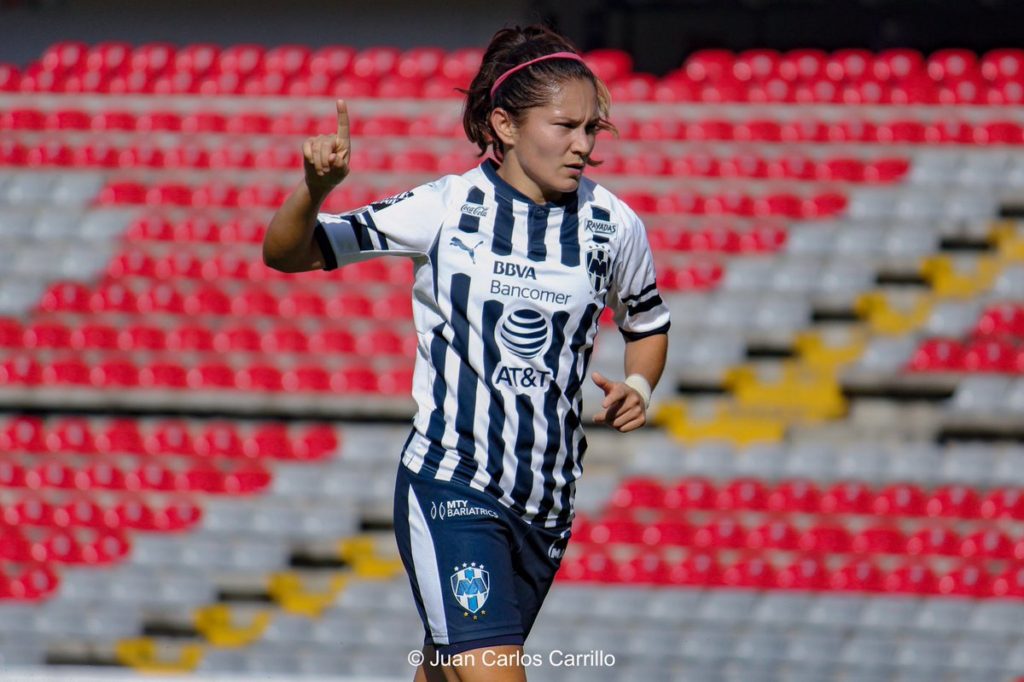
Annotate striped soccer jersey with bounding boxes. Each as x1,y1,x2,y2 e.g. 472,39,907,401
314,159,670,528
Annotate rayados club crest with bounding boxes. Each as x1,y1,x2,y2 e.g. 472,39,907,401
450,563,489,615
586,244,611,294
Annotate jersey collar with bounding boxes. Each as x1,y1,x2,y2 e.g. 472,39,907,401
481,158,578,209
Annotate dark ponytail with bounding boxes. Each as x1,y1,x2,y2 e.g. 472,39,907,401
461,24,616,164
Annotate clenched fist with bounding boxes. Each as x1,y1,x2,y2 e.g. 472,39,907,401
303,98,351,192
592,371,648,433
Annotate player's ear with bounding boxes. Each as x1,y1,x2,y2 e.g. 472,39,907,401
489,107,518,148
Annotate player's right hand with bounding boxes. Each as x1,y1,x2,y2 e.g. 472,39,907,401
303,99,350,191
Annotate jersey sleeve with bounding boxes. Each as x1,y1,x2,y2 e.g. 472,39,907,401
606,207,672,341
313,180,448,269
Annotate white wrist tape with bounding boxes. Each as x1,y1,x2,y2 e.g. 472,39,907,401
624,374,652,410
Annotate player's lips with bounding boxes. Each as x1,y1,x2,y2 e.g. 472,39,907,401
565,163,584,176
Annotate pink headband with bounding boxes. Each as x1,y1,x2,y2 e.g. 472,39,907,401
490,51,586,99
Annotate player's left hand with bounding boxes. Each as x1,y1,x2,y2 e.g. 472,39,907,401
592,371,647,432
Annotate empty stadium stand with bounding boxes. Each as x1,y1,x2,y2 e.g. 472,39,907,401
0,40,1023,682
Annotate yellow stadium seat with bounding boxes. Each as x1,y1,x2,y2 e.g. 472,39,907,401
992,222,1024,261
732,375,846,421
338,535,378,564
352,555,405,580
115,637,203,673
194,604,272,648
854,291,932,334
920,255,1001,297
794,329,867,369
268,571,348,617
654,400,786,446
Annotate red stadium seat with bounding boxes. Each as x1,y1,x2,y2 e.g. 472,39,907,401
23,321,72,349
830,557,885,592
309,328,356,355
80,458,137,492
874,48,925,81
799,523,853,554
641,517,692,547
938,562,993,597
231,288,280,317
928,48,979,82
981,488,1024,520
39,282,92,313
926,484,982,518
184,286,232,316
884,560,938,595
91,358,141,389
766,479,822,513
0,140,27,166
40,355,90,386
618,551,672,585
440,48,483,83
163,144,210,168
46,417,98,455
722,555,777,589
0,64,21,92
993,566,1024,598
251,144,295,170
351,47,401,79
215,325,262,353
585,515,645,545
908,338,965,372
851,524,907,555
95,419,146,456
692,516,747,550
216,44,264,76
668,550,723,586
715,478,770,511
139,361,189,390
172,44,219,75
309,46,356,77
0,318,23,349
283,365,332,393
906,525,961,556
976,120,1024,145
187,362,238,390
207,147,254,171
684,50,734,83
960,528,1015,560
262,325,309,354
746,519,802,551
329,366,379,394
242,423,292,460
610,478,665,509
873,483,928,517
960,338,1017,372
137,283,187,315
777,554,831,590
2,108,45,130
130,42,175,74
145,421,196,457
107,248,157,279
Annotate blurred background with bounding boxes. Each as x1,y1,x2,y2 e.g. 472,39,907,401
0,0,1023,680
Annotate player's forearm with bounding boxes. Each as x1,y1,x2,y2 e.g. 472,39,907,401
263,180,332,271
623,332,668,389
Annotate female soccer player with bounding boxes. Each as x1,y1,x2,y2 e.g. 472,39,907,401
264,24,669,682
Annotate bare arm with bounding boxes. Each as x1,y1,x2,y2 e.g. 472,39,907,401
263,99,351,273
592,332,668,433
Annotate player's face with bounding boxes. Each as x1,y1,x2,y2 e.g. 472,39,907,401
501,78,601,204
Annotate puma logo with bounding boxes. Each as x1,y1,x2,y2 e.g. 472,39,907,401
450,237,484,264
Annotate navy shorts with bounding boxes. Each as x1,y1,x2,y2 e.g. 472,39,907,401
393,463,571,655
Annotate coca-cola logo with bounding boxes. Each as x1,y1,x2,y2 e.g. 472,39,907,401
460,204,489,218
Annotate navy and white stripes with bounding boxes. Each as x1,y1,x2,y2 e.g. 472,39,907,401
315,161,670,528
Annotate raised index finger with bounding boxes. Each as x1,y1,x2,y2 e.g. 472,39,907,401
335,99,349,142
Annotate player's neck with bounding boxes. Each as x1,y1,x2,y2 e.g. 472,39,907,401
494,154,564,205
